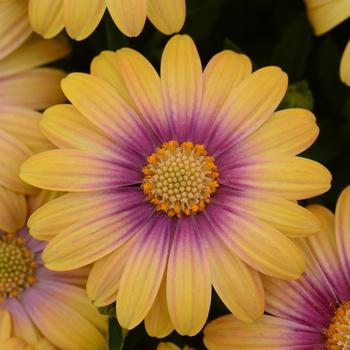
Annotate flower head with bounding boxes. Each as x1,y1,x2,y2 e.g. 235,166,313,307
0,190,107,350
20,34,331,336
28,0,186,40
303,0,350,85
203,185,350,349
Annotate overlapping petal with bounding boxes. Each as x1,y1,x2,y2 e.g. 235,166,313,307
0,309,11,343
61,73,157,156
203,314,324,350
0,68,67,110
340,40,350,86
161,35,203,142
28,0,64,39
195,50,252,143
219,155,331,200
117,214,170,329
20,149,142,191
0,0,31,61
166,217,211,336
147,0,186,35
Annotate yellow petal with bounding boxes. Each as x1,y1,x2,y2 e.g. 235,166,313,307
0,308,11,342
147,0,186,35
28,0,64,39
106,0,147,37
340,39,350,86
64,0,106,40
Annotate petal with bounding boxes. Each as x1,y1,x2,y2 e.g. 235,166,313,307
0,308,11,342
90,50,141,116
116,47,171,141
219,155,332,200
335,185,350,288
117,213,170,330
63,0,106,40
0,185,27,232
340,40,350,86
161,35,203,142
1,337,33,350
195,50,252,143
213,188,322,237
147,0,185,35
0,0,32,60
1,297,38,343
28,0,64,39
220,108,319,163
203,314,324,350
157,343,181,350
30,281,107,333
42,202,155,270
61,73,157,157
0,129,38,195
20,149,142,191
28,188,146,241
261,242,337,329
305,0,350,35
106,0,147,37
0,105,54,153
306,203,350,302
204,204,306,279
22,282,106,350
144,270,174,338
87,233,140,306
40,104,144,166
0,34,71,79
0,68,67,110
197,214,265,322
206,66,288,156
167,217,211,336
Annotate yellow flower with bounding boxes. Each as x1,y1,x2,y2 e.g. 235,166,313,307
20,34,331,337
304,0,350,85
28,0,186,40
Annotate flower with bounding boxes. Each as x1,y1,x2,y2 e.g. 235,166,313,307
203,185,350,349
27,0,186,40
0,190,107,350
20,34,331,337
303,0,350,85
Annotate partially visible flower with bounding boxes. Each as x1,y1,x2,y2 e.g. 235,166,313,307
304,0,350,85
0,190,107,350
203,185,350,349
20,34,331,337
28,0,186,40
157,342,195,350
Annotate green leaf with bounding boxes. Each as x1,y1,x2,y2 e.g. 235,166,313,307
108,317,124,350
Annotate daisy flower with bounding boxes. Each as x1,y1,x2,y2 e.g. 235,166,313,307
203,185,350,350
28,0,186,40
303,0,350,85
0,190,107,350
20,34,331,337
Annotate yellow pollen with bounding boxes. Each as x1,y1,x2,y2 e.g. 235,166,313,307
0,232,37,303
142,141,219,218
325,301,350,349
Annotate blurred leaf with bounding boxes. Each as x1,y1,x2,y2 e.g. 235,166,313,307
277,80,314,111
270,13,312,83
108,317,124,350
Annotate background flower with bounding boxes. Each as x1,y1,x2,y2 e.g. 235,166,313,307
203,184,350,349
20,34,331,338
27,0,186,40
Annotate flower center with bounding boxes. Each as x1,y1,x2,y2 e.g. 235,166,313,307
325,301,350,349
0,233,37,303
142,141,219,218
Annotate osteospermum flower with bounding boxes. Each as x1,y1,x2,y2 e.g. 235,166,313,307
0,190,107,349
203,185,350,349
303,0,350,85
20,34,331,336
28,0,186,40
